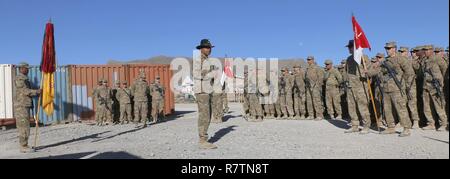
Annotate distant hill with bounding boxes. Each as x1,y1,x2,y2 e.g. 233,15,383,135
108,56,308,69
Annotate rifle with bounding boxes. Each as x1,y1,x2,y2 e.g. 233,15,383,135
98,95,112,112
380,61,405,97
426,69,444,108
375,77,386,123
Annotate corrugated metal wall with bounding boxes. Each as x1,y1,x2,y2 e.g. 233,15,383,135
0,64,15,125
1,64,175,125
26,66,72,125
70,64,175,121
128,64,175,115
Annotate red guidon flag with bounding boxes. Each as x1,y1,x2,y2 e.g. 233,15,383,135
40,21,56,116
352,15,371,64
220,59,234,86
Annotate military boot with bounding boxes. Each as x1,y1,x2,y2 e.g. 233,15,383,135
199,139,217,150
399,128,411,137
20,146,35,153
381,128,396,135
314,117,323,121
422,124,436,130
360,127,370,135
411,121,419,129
345,126,359,133
437,125,448,132
335,115,343,120
299,115,306,120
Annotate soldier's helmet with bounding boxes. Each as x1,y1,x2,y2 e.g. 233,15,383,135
293,65,301,69
324,60,333,65
446,47,449,52
122,81,128,85
434,47,444,53
384,42,397,49
398,47,409,52
18,62,30,69
307,56,315,61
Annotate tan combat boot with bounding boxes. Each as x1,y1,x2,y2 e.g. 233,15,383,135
422,124,435,130
399,128,411,137
20,146,35,153
437,125,448,132
381,128,396,135
411,121,419,129
360,127,370,135
345,126,359,133
199,139,217,150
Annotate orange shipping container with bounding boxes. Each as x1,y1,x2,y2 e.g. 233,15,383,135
69,64,174,121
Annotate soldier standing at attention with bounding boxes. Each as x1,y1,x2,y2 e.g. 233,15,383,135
292,65,306,120
343,40,372,134
14,62,41,153
93,79,103,125
116,81,132,125
368,42,413,137
421,45,448,131
305,56,325,121
96,79,113,126
399,47,420,129
150,76,165,124
193,39,218,149
131,73,150,128
323,60,343,120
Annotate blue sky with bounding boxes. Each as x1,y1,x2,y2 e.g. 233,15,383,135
0,0,448,65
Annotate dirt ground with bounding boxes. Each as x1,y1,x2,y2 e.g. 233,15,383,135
0,103,448,159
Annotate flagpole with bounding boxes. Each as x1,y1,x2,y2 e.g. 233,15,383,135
33,73,44,149
361,55,381,133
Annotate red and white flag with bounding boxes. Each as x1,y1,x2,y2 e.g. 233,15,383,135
352,15,371,64
220,60,234,86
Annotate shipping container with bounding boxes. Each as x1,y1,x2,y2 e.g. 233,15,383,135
25,66,73,125
0,64,15,126
69,64,174,121
128,64,175,115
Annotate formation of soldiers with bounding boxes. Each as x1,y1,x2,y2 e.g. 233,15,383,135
92,73,165,128
241,40,449,137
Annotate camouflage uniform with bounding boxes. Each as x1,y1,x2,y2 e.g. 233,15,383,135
211,92,224,123
293,65,306,119
305,57,325,120
369,42,414,136
242,72,250,117
282,69,295,119
323,60,343,119
95,82,113,125
344,53,371,133
193,39,217,149
275,74,284,118
131,75,150,125
14,63,40,152
248,70,264,121
338,62,349,120
422,46,448,131
150,79,165,123
111,81,121,124
115,81,132,124
92,80,103,124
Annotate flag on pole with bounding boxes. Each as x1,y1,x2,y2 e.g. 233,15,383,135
40,21,56,116
352,15,371,64
220,60,234,86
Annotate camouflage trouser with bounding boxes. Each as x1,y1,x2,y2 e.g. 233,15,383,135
119,103,132,122
406,83,420,123
325,85,342,117
14,107,30,147
222,93,229,113
284,91,295,117
134,101,148,123
196,93,212,141
211,93,224,122
340,90,349,119
279,94,288,117
151,99,164,122
248,94,263,119
423,90,448,127
264,104,275,117
384,91,411,129
96,105,112,123
306,87,324,118
347,86,371,128
242,94,250,115
293,91,306,117
275,95,283,117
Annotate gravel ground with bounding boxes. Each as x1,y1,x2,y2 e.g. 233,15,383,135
0,103,448,159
